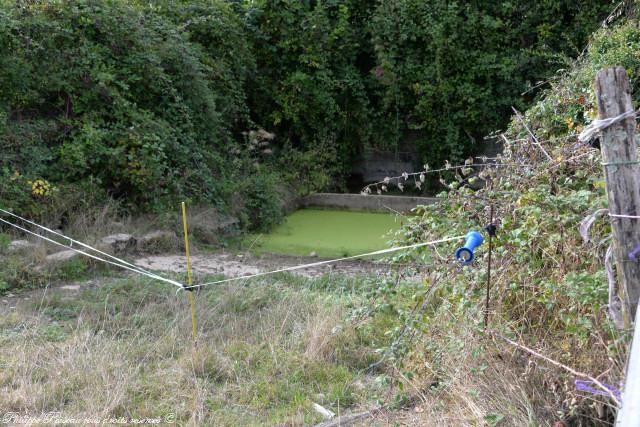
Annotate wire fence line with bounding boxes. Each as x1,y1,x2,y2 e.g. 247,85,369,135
0,208,464,291
188,235,466,290
0,208,185,286
0,214,185,288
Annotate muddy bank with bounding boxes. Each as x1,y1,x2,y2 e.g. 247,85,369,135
134,252,418,280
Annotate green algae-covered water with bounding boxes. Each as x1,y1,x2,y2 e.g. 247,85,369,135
249,209,403,257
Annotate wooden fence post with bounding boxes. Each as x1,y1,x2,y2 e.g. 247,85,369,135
595,66,640,325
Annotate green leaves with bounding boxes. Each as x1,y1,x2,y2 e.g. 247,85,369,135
0,0,250,212
369,0,610,166
484,413,505,426
0,0,615,222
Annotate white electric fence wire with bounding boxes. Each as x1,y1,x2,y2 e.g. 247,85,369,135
1,209,463,291
0,207,169,280
0,213,184,288
609,213,640,219
190,235,465,289
578,109,637,144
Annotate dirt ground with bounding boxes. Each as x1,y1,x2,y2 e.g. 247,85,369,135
134,251,418,280
1,249,427,310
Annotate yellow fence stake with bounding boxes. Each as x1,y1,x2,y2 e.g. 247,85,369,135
181,202,198,347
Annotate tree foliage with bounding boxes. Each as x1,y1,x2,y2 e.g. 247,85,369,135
1,0,251,212
368,0,613,162
0,0,613,224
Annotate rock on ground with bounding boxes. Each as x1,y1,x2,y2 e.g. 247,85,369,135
7,240,36,253
137,230,178,254
46,250,80,262
99,233,136,253
188,207,239,243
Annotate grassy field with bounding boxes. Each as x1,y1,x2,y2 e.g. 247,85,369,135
0,271,393,426
0,218,579,426
247,209,403,258
0,263,556,426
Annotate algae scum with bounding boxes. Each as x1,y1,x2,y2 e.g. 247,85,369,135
250,209,402,257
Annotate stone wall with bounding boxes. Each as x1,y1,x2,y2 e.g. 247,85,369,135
300,193,437,213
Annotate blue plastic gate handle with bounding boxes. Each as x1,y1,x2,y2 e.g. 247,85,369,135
455,231,484,265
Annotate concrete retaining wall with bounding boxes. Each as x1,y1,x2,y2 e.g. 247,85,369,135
300,193,438,213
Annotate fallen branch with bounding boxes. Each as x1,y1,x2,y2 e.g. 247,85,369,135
511,107,553,161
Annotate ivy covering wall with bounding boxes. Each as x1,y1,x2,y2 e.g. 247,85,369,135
0,0,613,225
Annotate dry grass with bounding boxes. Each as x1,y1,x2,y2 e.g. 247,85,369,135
62,201,130,244
355,320,545,427
0,236,622,427
357,300,622,427
0,274,382,426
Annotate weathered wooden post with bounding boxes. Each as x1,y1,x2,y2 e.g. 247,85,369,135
595,66,640,325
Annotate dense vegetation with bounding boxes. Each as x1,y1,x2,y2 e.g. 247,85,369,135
358,3,640,424
3,1,640,425
0,0,612,229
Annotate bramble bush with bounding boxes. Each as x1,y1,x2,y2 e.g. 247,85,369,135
0,0,249,216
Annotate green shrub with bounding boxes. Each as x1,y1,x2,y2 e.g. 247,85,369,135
245,0,376,188
0,0,244,213
0,0,615,228
368,0,613,166
236,170,285,231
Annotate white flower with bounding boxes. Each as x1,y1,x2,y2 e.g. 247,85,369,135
397,182,404,191
383,177,390,184
402,172,409,180
419,173,425,182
